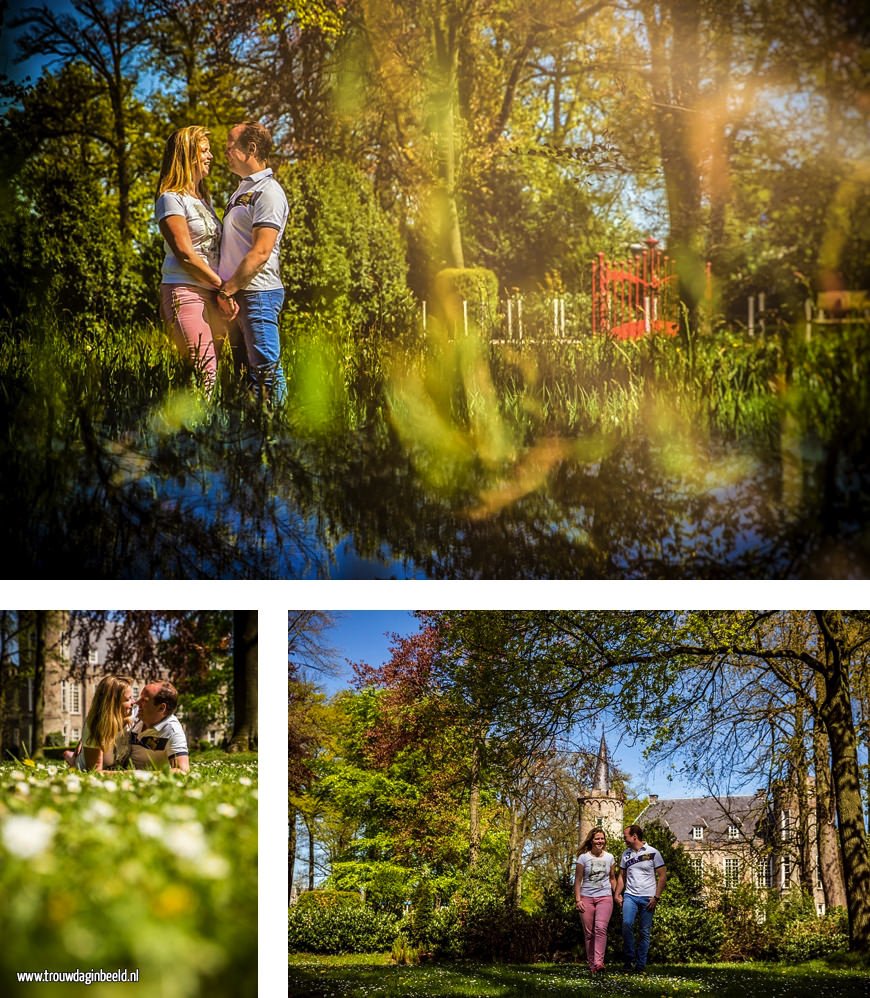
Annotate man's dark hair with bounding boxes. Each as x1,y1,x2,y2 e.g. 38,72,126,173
236,121,273,163
152,681,178,715
626,824,644,840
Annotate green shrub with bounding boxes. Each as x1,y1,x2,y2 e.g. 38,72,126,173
294,889,363,912
648,900,725,963
44,732,66,748
432,267,499,332
287,903,399,954
760,905,849,963
390,933,421,965
279,158,413,334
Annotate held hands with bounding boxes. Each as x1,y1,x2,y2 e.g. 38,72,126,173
614,893,623,907
216,287,239,319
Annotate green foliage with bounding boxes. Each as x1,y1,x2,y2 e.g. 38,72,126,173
408,877,436,949
0,759,256,998
295,889,363,912
288,902,400,954
43,732,66,748
716,886,849,964
649,901,726,963
433,268,500,329
390,932,422,965
327,861,417,915
279,159,413,334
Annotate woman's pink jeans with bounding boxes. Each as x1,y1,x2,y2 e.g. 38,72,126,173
160,283,227,388
580,895,613,970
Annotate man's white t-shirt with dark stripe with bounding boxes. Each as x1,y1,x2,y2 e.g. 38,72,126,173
620,844,665,897
130,715,189,770
219,168,288,291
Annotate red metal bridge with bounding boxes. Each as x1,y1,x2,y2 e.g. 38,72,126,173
592,237,679,339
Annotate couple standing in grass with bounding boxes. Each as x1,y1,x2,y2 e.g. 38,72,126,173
574,824,667,974
156,121,288,404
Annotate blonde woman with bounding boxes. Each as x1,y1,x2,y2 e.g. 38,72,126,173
574,827,617,974
68,675,135,771
156,126,237,390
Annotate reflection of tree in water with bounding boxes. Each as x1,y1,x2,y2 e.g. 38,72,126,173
2,366,869,581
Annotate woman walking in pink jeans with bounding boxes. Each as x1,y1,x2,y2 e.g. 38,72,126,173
156,126,237,391
574,828,616,973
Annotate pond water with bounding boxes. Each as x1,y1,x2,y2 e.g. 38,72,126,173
5,407,868,579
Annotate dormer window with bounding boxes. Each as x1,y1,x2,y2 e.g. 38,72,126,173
692,825,704,840
727,825,739,840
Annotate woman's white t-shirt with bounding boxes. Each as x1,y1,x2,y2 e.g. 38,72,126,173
155,191,222,288
576,850,615,898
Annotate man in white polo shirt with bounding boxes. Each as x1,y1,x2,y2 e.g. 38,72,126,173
614,824,667,973
130,681,190,772
217,121,289,404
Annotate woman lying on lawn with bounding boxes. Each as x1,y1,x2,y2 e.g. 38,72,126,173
64,675,134,771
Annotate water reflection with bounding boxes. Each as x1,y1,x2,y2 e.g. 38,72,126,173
3,396,868,579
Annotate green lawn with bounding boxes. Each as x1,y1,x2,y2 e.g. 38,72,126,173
288,954,870,997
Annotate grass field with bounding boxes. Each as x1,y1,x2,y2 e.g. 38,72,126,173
0,756,257,997
288,953,870,998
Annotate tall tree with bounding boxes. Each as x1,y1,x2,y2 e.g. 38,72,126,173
12,0,152,239
228,609,258,752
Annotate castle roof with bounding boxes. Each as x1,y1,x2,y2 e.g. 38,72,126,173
636,793,768,844
592,731,610,793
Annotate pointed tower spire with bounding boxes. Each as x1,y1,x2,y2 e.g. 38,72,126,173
593,731,610,794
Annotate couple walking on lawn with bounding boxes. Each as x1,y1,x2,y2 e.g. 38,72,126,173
156,121,288,404
574,824,668,974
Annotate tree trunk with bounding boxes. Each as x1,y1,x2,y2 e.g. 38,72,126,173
228,610,258,752
289,804,297,902
812,712,847,910
817,612,870,951
433,19,465,270
506,802,527,907
307,819,315,892
643,0,705,336
469,731,482,867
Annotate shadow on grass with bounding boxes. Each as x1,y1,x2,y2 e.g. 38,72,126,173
288,956,870,998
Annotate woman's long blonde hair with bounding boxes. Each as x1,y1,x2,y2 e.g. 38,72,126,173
86,675,132,753
157,125,212,202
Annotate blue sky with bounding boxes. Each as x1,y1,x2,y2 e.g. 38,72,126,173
317,611,704,800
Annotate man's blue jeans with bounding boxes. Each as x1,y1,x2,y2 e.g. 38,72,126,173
235,288,286,404
622,894,654,969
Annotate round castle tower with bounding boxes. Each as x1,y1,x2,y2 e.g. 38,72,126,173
578,732,625,845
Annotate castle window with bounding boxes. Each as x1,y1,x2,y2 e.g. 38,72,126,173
727,825,739,840
688,856,703,880
62,680,82,715
756,857,773,888
89,650,100,666
781,855,792,887
780,809,792,843
692,825,704,840
724,858,740,888
596,817,604,828
71,727,80,742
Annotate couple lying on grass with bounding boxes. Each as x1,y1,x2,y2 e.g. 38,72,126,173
64,676,189,773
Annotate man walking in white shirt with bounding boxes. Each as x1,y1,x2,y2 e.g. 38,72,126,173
614,824,667,972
